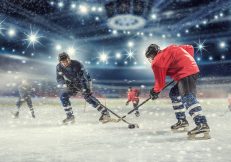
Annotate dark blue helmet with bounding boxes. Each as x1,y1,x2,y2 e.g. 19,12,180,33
145,44,160,59
58,52,70,61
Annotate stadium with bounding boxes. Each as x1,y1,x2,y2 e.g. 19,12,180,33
0,0,231,162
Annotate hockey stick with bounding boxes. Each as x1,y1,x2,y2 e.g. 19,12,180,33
119,80,175,121
62,82,139,128
99,103,139,129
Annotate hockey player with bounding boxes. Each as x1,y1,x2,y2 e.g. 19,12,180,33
126,87,140,117
56,52,115,124
228,94,231,111
145,44,210,139
12,80,35,118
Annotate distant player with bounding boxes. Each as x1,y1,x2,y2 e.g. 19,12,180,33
228,94,231,111
56,52,116,124
145,44,210,140
12,80,35,118
126,87,140,117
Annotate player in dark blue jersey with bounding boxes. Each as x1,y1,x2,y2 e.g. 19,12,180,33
56,52,115,124
12,80,35,118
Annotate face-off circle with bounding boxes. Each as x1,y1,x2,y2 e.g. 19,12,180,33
108,14,146,30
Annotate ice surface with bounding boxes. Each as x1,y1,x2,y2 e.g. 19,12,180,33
0,98,231,162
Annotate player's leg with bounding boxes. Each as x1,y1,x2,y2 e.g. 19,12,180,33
83,93,116,123
26,97,35,118
60,90,75,124
12,97,24,118
179,74,210,139
133,100,140,117
169,84,188,132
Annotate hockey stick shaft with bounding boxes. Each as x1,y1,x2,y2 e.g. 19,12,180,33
99,103,138,126
126,97,151,115
121,80,175,119
69,83,138,126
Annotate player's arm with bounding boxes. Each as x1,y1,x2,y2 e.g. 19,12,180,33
153,66,167,93
56,65,66,87
149,64,167,100
79,63,92,93
18,86,24,98
126,93,131,105
179,45,194,57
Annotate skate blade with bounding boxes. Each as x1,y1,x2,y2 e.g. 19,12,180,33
11,112,18,119
187,132,211,140
171,127,188,133
62,120,75,125
100,118,118,124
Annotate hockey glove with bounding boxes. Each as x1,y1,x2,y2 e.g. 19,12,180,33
126,101,129,106
150,88,159,100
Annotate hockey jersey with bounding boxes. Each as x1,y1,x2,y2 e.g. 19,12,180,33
152,45,199,92
127,88,140,102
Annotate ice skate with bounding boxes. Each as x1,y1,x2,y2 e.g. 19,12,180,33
171,119,189,133
135,111,140,117
99,111,117,123
12,112,19,119
187,123,211,140
63,114,75,125
31,111,35,118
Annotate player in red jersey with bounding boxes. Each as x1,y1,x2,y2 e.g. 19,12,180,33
145,44,210,140
126,87,140,117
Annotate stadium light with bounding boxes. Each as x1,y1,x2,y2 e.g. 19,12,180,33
71,3,76,9
67,47,76,55
95,17,99,21
91,6,96,12
202,20,207,25
112,30,117,35
219,42,226,48
126,49,135,60
97,7,103,12
8,28,16,37
151,14,157,20
58,2,64,8
55,44,62,51
79,5,89,14
115,53,121,59
99,53,108,63
127,41,134,47
24,29,42,48
195,39,207,54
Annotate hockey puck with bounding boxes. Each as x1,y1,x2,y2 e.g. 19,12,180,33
128,124,136,129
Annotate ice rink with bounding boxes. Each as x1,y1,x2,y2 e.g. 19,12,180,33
0,97,231,162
